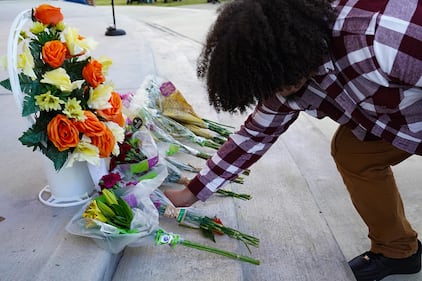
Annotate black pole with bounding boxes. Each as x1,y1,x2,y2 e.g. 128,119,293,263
105,0,126,36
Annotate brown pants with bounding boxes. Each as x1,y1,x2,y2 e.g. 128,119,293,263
331,125,418,258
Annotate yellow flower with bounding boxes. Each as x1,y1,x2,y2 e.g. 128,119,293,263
63,97,85,121
106,121,125,155
88,82,113,110
0,55,7,71
82,200,107,222
35,91,65,111
55,21,66,32
29,22,46,34
63,26,97,56
66,135,100,167
41,67,83,92
19,31,28,40
97,56,112,76
17,42,36,80
78,36,97,53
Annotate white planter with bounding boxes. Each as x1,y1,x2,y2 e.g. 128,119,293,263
38,158,96,207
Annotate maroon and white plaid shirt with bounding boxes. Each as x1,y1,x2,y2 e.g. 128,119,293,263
188,0,422,201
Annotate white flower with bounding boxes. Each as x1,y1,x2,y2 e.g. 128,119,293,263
106,121,125,156
63,26,98,56
17,42,36,80
88,82,113,110
66,135,100,167
41,68,83,92
97,56,112,75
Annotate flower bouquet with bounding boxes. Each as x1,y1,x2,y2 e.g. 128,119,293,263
164,157,251,199
155,228,260,265
109,119,160,182
66,188,159,254
67,189,260,264
151,189,259,248
0,4,125,171
140,75,234,139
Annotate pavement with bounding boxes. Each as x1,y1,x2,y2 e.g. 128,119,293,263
0,1,421,281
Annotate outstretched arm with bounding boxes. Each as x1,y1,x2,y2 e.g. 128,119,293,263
167,95,300,207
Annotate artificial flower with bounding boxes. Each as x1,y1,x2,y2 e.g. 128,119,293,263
97,91,124,126
42,40,68,68
47,114,80,151
82,59,105,88
17,42,36,80
90,126,116,157
34,91,65,111
63,97,84,120
97,56,112,75
0,4,124,170
74,110,106,137
88,82,113,110
33,4,64,26
63,26,97,56
56,21,66,32
66,135,100,167
106,121,125,156
41,67,82,92
29,21,45,34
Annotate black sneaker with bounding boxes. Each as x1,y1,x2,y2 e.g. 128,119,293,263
349,240,421,281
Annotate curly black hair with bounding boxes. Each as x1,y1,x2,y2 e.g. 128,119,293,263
197,0,335,113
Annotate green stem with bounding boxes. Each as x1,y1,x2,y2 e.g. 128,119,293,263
217,189,252,200
180,239,260,265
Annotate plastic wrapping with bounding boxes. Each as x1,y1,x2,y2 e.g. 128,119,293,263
66,163,168,253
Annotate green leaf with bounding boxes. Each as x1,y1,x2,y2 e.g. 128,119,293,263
19,127,46,147
117,198,134,220
111,203,126,218
22,95,38,116
0,79,11,91
45,146,68,171
63,57,89,81
34,30,60,45
200,228,216,243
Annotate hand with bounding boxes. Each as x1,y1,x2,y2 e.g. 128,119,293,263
164,187,198,207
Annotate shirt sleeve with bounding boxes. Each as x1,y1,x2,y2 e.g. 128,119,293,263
187,94,300,201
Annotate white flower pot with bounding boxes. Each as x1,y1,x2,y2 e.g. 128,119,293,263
38,158,97,207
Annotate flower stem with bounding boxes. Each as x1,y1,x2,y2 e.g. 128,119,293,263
217,189,252,200
180,239,260,265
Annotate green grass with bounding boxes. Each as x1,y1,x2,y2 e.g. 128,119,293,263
95,0,223,7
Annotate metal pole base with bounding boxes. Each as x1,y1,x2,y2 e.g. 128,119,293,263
105,26,126,36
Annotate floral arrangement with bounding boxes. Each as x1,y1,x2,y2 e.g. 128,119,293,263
69,188,260,264
82,188,136,234
155,228,260,265
0,4,125,170
151,189,259,247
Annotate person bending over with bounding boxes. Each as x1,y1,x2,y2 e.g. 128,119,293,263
165,0,422,280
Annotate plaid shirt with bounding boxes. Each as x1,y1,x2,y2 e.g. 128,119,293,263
188,0,422,201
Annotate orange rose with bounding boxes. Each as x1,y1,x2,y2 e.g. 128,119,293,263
47,114,80,152
82,60,105,88
34,4,64,26
42,40,68,68
91,127,115,158
74,111,106,137
97,92,124,126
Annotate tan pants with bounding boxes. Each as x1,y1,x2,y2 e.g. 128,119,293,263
331,125,418,258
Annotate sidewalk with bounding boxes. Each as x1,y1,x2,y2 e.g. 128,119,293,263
0,1,421,281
